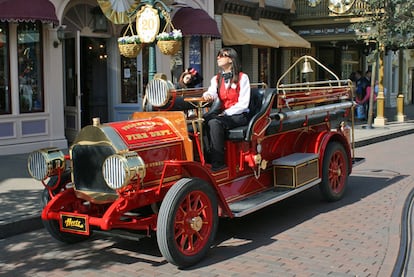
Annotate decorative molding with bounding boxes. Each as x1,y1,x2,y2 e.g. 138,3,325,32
328,0,355,14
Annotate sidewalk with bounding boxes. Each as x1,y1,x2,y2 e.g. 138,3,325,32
1,105,414,239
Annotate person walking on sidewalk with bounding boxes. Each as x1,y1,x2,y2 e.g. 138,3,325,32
355,70,369,120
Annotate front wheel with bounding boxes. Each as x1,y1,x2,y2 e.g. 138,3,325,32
41,172,90,243
319,142,349,201
157,178,218,268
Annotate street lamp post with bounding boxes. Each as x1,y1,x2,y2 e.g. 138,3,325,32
373,48,387,126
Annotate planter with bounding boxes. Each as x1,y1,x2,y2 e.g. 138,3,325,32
118,43,142,58
157,40,181,55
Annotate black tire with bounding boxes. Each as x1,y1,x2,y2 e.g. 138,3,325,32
157,178,218,268
41,172,90,243
319,142,349,201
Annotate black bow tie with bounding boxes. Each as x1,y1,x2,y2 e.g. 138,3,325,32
222,72,232,82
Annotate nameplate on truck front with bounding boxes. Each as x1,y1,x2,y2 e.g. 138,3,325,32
59,213,89,235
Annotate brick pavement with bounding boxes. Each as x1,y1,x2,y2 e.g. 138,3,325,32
1,105,414,275
1,172,413,276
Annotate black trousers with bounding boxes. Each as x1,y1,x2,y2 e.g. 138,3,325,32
204,113,249,167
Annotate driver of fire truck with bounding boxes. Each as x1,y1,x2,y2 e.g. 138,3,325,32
202,47,251,171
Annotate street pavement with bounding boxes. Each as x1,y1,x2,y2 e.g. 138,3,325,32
1,106,414,258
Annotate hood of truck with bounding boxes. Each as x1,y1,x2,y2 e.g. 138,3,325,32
69,114,191,203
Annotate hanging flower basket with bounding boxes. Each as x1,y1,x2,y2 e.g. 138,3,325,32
118,35,142,58
118,21,142,58
157,39,181,55
156,17,182,56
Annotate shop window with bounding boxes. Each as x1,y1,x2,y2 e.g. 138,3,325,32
258,48,269,85
17,22,43,113
119,23,140,104
341,50,359,80
189,36,202,85
0,22,10,115
170,47,183,85
170,37,202,87
121,56,139,103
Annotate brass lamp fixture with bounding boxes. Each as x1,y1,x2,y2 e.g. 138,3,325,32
53,25,66,48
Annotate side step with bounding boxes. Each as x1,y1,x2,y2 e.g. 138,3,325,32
94,229,149,241
229,178,321,217
352,157,365,167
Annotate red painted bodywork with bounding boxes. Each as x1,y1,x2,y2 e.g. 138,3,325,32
41,88,353,236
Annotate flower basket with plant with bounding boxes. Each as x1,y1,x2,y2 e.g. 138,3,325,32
118,21,142,58
156,29,182,55
156,11,182,55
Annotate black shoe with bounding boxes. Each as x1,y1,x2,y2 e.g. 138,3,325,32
211,164,226,172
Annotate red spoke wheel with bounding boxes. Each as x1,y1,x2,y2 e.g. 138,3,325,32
157,178,218,268
319,142,349,201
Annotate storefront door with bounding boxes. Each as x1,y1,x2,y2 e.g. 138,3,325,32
63,32,108,142
79,36,108,127
63,31,81,142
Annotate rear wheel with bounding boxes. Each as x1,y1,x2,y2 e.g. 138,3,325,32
41,172,90,243
319,142,349,201
157,178,218,268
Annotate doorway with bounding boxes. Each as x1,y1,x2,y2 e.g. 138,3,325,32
80,37,108,126
63,36,109,142
62,3,110,142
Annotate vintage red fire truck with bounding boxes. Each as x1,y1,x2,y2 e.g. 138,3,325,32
28,56,361,268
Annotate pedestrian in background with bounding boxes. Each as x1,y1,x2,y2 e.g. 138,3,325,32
175,67,203,89
354,70,369,120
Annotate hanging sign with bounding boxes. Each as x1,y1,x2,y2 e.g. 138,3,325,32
136,5,160,44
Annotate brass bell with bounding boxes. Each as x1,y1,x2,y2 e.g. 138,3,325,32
301,57,313,73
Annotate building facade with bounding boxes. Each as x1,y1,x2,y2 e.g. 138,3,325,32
293,0,414,107
1,0,411,155
0,0,220,155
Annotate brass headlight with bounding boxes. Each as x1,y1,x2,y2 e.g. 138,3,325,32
145,77,174,107
27,148,65,181
102,151,146,190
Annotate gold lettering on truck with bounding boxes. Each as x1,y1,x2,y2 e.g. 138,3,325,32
64,218,84,229
126,133,149,140
150,129,173,137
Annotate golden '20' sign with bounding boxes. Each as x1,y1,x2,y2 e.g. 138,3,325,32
136,4,160,43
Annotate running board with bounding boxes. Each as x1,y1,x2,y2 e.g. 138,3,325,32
93,229,149,241
352,157,365,167
229,178,321,217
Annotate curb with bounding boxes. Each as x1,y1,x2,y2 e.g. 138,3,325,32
355,127,414,148
0,215,43,239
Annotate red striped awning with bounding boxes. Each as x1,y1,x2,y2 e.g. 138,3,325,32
0,0,59,25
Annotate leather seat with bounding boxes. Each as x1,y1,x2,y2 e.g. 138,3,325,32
226,88,276,141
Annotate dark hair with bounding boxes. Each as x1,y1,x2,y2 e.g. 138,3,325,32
348,72,356,82
217,47,241,84
176,68,203,89
187,67,203,87
176,71,193,89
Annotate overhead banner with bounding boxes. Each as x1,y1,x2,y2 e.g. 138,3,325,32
97,0,140,24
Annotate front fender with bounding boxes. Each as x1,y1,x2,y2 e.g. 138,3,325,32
162,160,233,217
41,188,78,221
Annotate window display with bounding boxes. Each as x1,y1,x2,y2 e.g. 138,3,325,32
0,22,10,114
121,56,139,103
17,22,43,113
